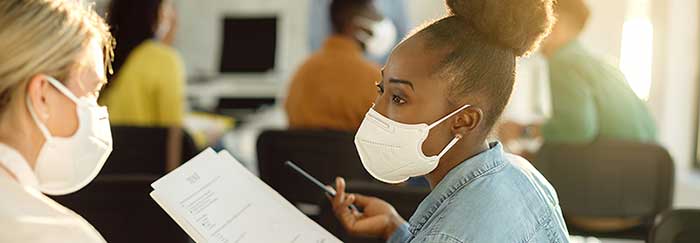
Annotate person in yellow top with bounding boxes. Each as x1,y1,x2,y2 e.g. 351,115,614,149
100,0,184,171
285,0,384,131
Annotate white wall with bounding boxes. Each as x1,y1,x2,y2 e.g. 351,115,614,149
579,0,627,62
406,0,446,26
649,0,700,208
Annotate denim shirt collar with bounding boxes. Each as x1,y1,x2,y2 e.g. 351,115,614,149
408,142,508,235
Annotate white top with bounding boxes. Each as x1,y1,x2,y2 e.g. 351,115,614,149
0,143,106,243
502,53,552,125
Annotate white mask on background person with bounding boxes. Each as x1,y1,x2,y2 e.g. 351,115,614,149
354,104,470,184
355,17,397,58
26,76,113,195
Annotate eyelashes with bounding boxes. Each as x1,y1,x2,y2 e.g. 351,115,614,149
376,81,406,105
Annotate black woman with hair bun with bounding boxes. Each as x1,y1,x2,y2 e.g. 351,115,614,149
328,0,570,242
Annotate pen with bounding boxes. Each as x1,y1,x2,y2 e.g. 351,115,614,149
285,161,360,212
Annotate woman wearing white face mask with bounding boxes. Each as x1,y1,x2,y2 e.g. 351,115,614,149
0,0,114,242
329,0,571,242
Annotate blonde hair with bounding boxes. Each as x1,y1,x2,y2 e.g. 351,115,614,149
0,0,114,119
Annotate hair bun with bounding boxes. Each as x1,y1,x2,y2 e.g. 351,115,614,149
446,0,554,56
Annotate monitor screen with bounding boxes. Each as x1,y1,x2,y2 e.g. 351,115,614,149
219,17,277,73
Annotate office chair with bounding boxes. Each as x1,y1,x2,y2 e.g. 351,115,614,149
100,126,198,175
533,139,675,241
318,181,431,243
257,129,378,219
650,209,700,243
51,175,191,243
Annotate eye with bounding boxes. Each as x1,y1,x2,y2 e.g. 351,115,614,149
391,95,406,104
376,82,384,94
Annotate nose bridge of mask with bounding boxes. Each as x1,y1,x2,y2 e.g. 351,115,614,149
426,104,472,130
368,108,429,135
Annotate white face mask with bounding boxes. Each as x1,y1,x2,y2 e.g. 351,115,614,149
354,104,470,184
26,76,113,195
355,17,397,58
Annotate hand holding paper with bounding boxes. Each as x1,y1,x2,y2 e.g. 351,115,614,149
150,148,341,243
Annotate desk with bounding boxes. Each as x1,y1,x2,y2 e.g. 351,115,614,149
187,78,280,111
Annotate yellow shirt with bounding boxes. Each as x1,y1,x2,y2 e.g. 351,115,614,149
285,35,380,131
101,40,185,127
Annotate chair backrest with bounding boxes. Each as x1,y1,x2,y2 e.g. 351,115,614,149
650,209,700,243
51,175,190,243
533,140,674,221
318,181,431,243
101,126,198,175
256,129,376,215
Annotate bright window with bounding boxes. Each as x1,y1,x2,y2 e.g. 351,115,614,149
619,0,653,100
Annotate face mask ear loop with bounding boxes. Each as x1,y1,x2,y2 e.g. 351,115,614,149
437,135,462,158
427,104,472,130
44,76,80,103
25,96,53,141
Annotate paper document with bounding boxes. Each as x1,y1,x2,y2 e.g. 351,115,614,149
150,148,341,243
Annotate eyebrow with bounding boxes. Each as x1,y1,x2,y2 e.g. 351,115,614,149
389,78,415,91
380,69,415,91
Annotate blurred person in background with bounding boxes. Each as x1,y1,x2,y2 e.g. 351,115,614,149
100,0,185,171
539,0,657,232
285,0,383,131
0,0,114,241
541,0,656,144
308,0,408,64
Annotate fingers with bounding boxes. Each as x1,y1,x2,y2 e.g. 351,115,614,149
341,194,356,210
333,183,354,214
351,193,374,207
336,194,361,233
329,177,362,231
330,177,345,207
335,177,346,199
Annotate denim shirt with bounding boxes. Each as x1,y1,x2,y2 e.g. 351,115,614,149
388,142,570,243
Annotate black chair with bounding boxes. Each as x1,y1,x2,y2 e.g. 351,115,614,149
533,140,675,241
51,175,191,243
318,181,431,243
257,129,378,219
101,126,198,175
650,209,700,243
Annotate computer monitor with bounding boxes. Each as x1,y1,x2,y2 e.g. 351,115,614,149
219,16,277,73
